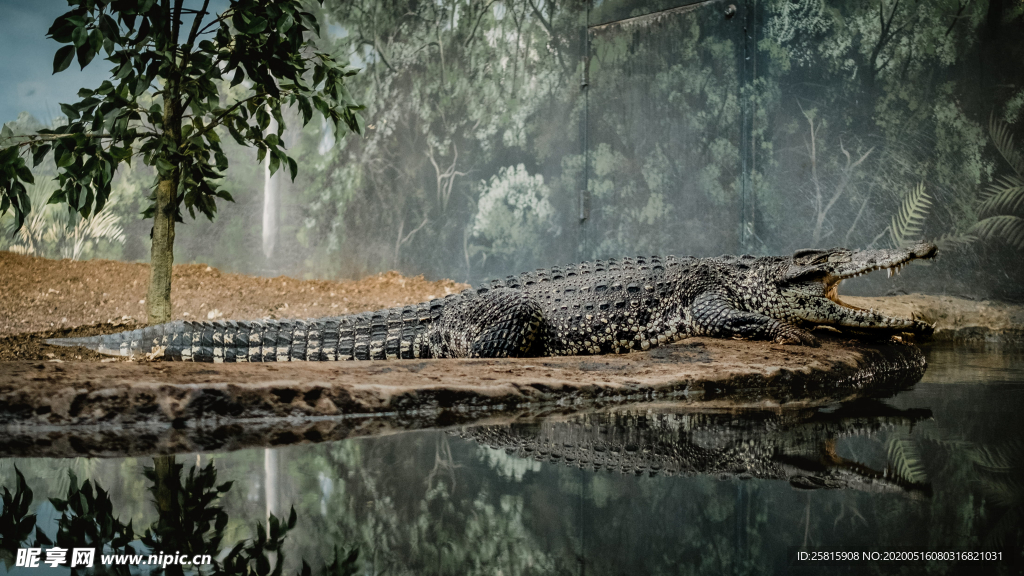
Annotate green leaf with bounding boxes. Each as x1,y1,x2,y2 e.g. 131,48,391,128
71,25,87,48
32,144,52,167
155,158,174,174
15,163,34,185
53,45,76,73
77,42,97,69
56,151,75,168
115,60,132,79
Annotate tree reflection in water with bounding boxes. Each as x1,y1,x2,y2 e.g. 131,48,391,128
1,392,1022,575
0,459,358,576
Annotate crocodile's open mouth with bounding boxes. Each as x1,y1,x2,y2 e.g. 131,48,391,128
823,243,938,311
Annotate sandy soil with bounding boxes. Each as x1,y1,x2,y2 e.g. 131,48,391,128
0,251,467,361
1,335,927,457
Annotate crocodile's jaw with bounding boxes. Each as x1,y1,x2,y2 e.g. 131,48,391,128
780,243,938,332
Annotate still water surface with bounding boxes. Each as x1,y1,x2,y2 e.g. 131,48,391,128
1,345,1022,575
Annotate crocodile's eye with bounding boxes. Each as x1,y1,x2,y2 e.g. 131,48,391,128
791,249,830,264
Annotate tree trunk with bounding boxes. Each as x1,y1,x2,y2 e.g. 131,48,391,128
146,85,180,325
151,455,185,576
153,455,179,518
146,176,177,324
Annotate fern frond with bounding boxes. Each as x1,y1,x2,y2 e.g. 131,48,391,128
978,174,1024,215
6,245,35,256
889,182,932,248
60,210,126,261
934,232,976,251
885,435,927,485
990,115,1024,177
969,215,1024,250
967,441,1024,472
978,478,1024,508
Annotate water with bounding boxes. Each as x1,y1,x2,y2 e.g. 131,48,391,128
1,345,1022,575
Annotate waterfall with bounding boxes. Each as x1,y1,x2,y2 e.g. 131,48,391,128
262,116,280,261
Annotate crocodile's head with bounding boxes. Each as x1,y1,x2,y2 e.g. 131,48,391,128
775,242,938,333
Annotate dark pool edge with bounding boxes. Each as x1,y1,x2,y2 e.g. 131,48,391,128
0,339,927,458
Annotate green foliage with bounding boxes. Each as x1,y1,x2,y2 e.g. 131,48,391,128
300,546,358,576
970,117,1024,250
1,459,360,576
885,434,927,486
0,180,125,260
293,0,580,279
0,0,362,238
50,469,138,575
965,440,1024,548
755,0,1014,255
471,164,557,270
888,182,932,248
141,459,230,573
0,467,47,570
216,506,298,576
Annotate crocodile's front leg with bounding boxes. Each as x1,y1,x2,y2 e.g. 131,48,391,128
428,288,546,358
689,292,819,346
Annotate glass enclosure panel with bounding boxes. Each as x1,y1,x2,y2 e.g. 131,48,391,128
751,0,1024,300
584,0,745,259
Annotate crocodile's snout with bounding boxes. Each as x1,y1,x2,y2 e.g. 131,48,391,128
912,243,938,259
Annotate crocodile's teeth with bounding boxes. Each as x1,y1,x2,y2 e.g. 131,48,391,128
887,268,893,278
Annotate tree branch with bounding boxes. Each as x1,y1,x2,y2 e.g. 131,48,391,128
185,0,210,47
465,0,499,47
193,94,266,139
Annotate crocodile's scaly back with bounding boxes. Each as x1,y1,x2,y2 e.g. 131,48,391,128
46,244,939,361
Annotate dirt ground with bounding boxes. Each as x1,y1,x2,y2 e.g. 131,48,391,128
0,252,996,457
0,251,467,361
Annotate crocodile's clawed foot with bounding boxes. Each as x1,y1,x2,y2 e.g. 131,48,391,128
913,320,935,336
776,327,820,347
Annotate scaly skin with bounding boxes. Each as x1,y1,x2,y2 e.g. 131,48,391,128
457,402,933,494
47,243,938,360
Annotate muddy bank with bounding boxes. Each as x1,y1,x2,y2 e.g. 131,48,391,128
0,336,925,457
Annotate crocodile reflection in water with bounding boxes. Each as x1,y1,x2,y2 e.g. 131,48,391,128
457,400,932,495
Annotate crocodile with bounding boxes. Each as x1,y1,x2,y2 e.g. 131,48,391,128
46,242,938,361
457,400,933,494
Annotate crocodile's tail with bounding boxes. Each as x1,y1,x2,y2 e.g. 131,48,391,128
45,301,446,361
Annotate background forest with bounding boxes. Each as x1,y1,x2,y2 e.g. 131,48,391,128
2,0,1023,300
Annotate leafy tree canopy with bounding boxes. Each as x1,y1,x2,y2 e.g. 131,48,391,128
0,0,363,230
